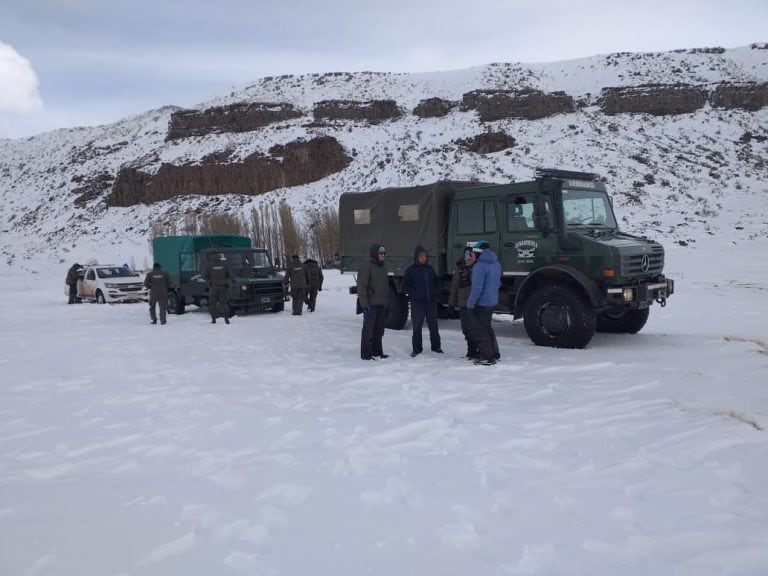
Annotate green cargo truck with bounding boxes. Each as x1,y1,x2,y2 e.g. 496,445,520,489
339,168,674,349
152,235,285,315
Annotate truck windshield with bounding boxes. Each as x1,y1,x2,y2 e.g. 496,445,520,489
223,251,271,269
561,188,617,229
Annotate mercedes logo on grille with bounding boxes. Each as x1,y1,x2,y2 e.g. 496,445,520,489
641,254,650,272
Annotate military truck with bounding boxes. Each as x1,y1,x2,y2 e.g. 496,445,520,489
339,168,674,349
152,235,285,315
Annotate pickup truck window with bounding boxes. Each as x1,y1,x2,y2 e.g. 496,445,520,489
457,199,497,234
96,267,136,278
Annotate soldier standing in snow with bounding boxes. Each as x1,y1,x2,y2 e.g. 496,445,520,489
357,243,390,360
304,258,324,312
203,253,231,324
143,262,173,325
402,244,442,357
65,262,82,304
283,255,310,315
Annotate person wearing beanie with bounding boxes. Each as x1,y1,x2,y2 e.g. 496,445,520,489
448,246,478,359
466,240,501,365
357,243,390,360
283,255,309,316
402,244,442,357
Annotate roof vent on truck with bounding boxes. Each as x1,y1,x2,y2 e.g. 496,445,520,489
534,168,603,182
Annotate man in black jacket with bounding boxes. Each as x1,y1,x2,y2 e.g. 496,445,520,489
65,263,81,304
402,244,442,357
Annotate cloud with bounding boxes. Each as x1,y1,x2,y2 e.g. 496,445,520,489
0,41,43,113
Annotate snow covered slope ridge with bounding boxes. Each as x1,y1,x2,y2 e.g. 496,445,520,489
1,44,767,271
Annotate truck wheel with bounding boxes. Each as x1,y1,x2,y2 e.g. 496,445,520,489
385,292,409,330
523,284,596,349
95,290,106,304
167,291,186,315
596,308,649,334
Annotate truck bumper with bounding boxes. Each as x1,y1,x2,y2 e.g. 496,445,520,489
605,277,674,308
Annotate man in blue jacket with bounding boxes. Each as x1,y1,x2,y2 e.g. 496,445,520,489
466,240,501,365
402,244,442,357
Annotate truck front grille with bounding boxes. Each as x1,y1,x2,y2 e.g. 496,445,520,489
621,247,664,277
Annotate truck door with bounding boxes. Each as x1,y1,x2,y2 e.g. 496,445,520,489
500,193,558,275
450,197,500,264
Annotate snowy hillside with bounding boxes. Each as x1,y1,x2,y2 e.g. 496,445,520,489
1,44,767,272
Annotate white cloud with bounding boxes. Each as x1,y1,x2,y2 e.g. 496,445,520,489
0,41,43,113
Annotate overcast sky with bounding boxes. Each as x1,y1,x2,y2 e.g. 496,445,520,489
1,0,766,138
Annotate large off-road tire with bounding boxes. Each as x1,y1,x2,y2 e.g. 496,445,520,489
385,292,409,330
596,307,650,334
95,290,106,304
523,284,596,349
167,290,186,315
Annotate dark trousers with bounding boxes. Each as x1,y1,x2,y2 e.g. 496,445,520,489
209,285,229,319
67,283,78,304
410,301,441,353
361,305,387,359
471,306,499,361
460,307,478,357
291,288,306,315
306,286,319,311
149,293,168,324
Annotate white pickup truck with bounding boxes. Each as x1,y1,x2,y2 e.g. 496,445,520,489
77,264,149,303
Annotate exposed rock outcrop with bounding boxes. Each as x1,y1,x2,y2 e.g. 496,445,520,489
312,99,402,123
455,131,516,154
710,82,768,111
166,102,304,140
462,89,575,121
413,98,455,118
598,84,708,115
106,136,352,207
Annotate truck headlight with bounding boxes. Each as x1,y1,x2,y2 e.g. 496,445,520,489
105,283,118,288
623,287,634,302
240,284,248,293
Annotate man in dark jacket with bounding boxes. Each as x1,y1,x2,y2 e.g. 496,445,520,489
143,262,173,325
303,258,324,312
448,246,477,359
202,253,231,324
357,243,390,360
466,240,501,365
402,244,442,357
65,263,82,304
283,255,309,315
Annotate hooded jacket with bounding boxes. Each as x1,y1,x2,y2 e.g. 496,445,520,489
466,249,501,308
402,244,440,304
304,259,324,289
356,243,390,307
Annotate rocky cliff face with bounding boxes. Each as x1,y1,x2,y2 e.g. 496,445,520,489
166,102,304,140
598,84,709,116
106,136,351,207
462,89,575,121
710,82,768,111
413,98,455,118
312,99,402,123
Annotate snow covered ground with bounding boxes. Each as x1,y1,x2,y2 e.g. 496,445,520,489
1,238,766,576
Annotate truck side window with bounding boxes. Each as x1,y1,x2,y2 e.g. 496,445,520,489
398,204,419,222
353,209,371,225
457,199,497,234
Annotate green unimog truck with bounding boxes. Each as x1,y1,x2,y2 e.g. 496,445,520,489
339,168,674,349
152,235,285,315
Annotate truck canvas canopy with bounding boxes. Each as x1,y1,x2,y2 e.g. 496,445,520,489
339,181,487,273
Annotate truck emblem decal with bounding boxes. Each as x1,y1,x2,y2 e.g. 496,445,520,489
641,254,650,272
515,239,538,261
